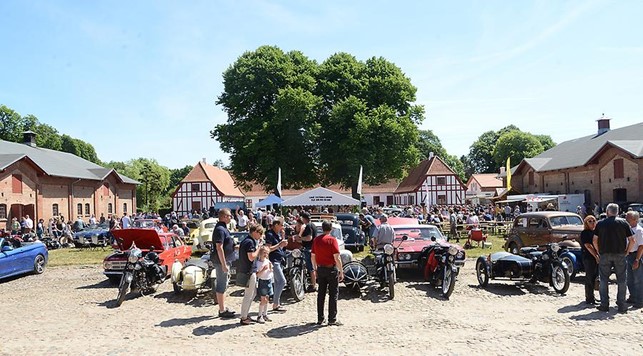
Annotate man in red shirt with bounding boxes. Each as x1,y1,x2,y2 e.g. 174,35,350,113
311,220,344,325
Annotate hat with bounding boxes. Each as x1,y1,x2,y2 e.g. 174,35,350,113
379,214,388,221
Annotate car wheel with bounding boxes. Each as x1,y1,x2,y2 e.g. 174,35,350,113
509,242,519,255
476,258,489,287
33,254,46,274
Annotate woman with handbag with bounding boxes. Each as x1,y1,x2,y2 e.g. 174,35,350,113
238,223,265,325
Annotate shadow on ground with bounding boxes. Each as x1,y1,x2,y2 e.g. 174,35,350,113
76,279,114,289
265,323,323,339
157,315,213,328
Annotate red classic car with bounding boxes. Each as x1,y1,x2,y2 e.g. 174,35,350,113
391,224,465,269
103,228,192,283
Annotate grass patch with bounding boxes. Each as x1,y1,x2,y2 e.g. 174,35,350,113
48,248,113,267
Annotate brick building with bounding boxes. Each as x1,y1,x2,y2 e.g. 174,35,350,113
0,133,138,229
511,117,643,207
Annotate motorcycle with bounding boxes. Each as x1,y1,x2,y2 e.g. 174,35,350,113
418,237,465,299
283,248,309,302
556,239,584,279
372,236,407,299
476,242,570,294
171,253,216,294
115,244,167,307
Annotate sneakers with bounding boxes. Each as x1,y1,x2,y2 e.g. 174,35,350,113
272,305,287,312
255,316,265,324
306,286,318,293
328,320,343,326
316,318,326,326
218,308,236,318
596,305,609,312
262,314,272,322
618,307,628,314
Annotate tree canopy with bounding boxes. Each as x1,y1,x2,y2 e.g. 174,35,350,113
212,46,423,195
464,125,555,174
415,129,466,181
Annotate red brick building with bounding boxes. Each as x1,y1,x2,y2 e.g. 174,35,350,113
0,133,138,229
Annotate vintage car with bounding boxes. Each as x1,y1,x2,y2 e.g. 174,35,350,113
180,219,201,244
0,237,48,280
103,228,192,284
192,217,219,251
335,213,366,251
131,218,168,232
73,223,112,248
503,212,584,254
391,224,465,270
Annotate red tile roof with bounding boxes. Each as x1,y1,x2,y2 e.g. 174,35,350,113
181,161,244,197
468,174,503,189
394,156,462,194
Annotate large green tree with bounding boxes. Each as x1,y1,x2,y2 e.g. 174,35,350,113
212,46,423,196
493,130,545,168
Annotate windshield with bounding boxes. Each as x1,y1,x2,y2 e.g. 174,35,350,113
393,227,444,241
337,219,357,227
549,215,583,226
204,223,216,229
314,226,344,241
132,220,157,228
86,223,109,230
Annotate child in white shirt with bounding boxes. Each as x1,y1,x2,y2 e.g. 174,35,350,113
255,246,273,322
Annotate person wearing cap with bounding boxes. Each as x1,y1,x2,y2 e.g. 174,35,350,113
373,214,394,250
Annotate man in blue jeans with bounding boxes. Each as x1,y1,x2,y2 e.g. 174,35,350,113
593,203,631,313
625,211,643,308
210,208,236,318
264,219,289,312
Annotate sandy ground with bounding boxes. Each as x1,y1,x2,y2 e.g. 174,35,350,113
1,260,642,356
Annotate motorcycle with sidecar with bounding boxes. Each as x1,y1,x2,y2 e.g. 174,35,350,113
476,242,570,294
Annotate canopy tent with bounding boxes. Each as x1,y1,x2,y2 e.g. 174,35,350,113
281,187,360,207
255,194,284,207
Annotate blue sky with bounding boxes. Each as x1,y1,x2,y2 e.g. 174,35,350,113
1,0,642,169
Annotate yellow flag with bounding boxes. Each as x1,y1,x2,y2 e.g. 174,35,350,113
506,157,512,190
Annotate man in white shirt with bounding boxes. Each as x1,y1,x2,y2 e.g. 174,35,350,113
24,215,34,233
121,213,131,229
625,211,643,308
374,214,395,250
236,207,249,231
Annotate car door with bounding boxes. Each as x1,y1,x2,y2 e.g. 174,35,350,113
0,245,16,278
531,218,551,246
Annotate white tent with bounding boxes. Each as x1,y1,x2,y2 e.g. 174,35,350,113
281,187,360,207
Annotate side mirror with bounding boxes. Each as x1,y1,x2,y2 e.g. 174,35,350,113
431,236,437,242
2,245,13,252
402,235,409,241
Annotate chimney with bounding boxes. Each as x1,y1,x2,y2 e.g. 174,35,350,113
202,157,207,164
429,152,434,159
23,130,37,147
597,114,611,136
499,167,506,175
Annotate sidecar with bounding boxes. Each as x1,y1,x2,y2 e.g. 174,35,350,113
171,255,216,293
557,240,584,279
475,252,534,287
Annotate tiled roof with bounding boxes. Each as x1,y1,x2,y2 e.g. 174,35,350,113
181,161,244,197
518,121,643,173
395,156,462,194
0,139,138,184
469,174,503,189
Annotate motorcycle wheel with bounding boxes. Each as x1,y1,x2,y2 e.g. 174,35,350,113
290,268,306,302
476,259,489,287
560,256,576,279
388,271,395,300
442,266,456,299
115,272,131,307
551,264,570,294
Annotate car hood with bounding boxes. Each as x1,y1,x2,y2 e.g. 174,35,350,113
111,228,166,250
395,239,455,253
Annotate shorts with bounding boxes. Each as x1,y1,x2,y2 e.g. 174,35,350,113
303,248,313,272
214,263,230,294
258,279,273,297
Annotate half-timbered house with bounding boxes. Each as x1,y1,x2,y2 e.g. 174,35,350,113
171,160,244,215
394,154,466,206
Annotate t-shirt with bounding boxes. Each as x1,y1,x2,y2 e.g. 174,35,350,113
254,258,273,280
312,233,339,266
594,216,632,254
237,214,249,227
580,229,594,258
301,222,315,249
629,224,643,253
265,229,285,263
237,236,258,274
211,222,236,265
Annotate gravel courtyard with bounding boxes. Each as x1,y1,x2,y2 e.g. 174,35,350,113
2,261,641,356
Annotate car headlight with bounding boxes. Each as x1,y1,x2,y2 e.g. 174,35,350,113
384,244,394,255
103,261,112,269
128,248,142,263
128,254,139,264
456,251,465,259
448,246,458,256
406,254,412,260
291,249,302,258
551,243,560,253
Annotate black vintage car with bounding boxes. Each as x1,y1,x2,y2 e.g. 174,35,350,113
73,223,112,248
335,213,366,252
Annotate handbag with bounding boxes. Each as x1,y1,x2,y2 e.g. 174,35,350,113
236,271,251,287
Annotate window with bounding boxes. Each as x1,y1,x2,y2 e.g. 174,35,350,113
85,203,90,215
52,204,59,216
409,195,415,205
191,183,200,192
528,172,534,185
12,174,22,193
77,203,83,215
123,203,127,214
108,203,113,214
614,159,624,179
437,177,446,185
0,204,6,219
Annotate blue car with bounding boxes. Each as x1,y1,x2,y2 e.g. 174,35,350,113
0,237,48,280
